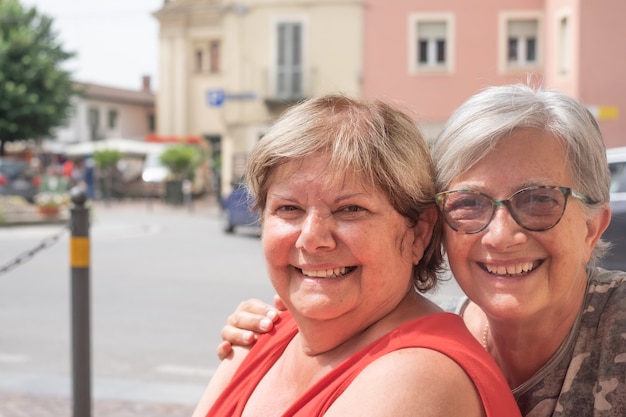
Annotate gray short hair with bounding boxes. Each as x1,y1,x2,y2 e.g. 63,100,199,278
431,84,610,264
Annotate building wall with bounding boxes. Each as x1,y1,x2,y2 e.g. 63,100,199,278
577,0,626,149
364,0,545,139
219,0,363,187
364,0,625,147
155,0,363,194
156,0,626,191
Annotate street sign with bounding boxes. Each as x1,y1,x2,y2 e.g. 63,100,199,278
207,89,225,107
207,89,257,107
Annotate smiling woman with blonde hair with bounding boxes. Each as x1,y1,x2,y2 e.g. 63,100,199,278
192,94,520,417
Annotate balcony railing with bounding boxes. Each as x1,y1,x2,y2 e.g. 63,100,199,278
262,67,316,109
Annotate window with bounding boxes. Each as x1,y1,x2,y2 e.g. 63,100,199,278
108,109,118,129
275,21,303,99
558,15,571,75
507,20,537,66
499,12,542,73
408,13,455,74
209,41,220,73
195,49,204,73
148,113,155,133
418,22,447,67
194,41,220,74
88,107,99,141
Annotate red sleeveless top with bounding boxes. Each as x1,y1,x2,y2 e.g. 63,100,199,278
207,311,520,417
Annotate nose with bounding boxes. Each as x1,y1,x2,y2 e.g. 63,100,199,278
480,206,527,249
295,211,336,252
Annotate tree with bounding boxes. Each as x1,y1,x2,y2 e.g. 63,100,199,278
160,145,202,180
0,0,77,155
92,149,122,202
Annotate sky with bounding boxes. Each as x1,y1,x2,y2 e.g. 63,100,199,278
20,0,163,91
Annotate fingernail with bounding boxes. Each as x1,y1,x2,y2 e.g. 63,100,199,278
243,331,255,343
266,310,278,320
259,318,272,331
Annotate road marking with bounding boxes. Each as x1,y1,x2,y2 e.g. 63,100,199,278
155,364,214,378
0,353,29,363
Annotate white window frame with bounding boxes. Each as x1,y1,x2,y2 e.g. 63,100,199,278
408,13,455,75
270,16,308,99
498,11,543,74
556,8,572,77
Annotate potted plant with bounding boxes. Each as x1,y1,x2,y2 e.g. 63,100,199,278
159,145,202,205
34,191,70,216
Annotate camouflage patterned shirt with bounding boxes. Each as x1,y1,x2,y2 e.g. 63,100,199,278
514,267,626,416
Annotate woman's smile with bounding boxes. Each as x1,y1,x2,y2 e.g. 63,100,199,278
299,266,357,278
478,260,542,277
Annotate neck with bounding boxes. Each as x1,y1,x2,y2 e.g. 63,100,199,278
485,298,585,388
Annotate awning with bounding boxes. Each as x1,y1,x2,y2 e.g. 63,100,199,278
64,138,169,157
145,134,202,145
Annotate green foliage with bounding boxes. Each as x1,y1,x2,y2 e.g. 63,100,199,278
0,0,77,154
160,145,202,179
92,149,123,169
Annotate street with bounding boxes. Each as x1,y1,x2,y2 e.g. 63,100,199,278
0,197,463,412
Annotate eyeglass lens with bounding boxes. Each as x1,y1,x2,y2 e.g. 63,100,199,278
441,187,568,233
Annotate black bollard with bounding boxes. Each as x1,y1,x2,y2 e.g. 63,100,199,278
69,187,91,417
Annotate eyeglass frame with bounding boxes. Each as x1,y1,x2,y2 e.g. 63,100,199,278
434,185,595,234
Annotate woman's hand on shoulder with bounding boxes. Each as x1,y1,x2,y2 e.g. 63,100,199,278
216,296,284,360
324,348,486,417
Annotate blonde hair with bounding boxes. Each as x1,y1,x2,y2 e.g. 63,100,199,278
246,94,443,291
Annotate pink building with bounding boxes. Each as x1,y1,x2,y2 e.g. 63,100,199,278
363,0,626,148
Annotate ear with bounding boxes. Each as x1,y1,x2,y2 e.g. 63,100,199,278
584,203,612,255
411,206,438,265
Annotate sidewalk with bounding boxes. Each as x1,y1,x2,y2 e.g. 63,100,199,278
0,392,196,417
0,196,68,227
0,194,221,227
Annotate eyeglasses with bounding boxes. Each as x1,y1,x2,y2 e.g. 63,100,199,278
435,186,594,234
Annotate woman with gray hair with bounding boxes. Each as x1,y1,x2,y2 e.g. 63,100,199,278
218,84,626,416
433,84,623,416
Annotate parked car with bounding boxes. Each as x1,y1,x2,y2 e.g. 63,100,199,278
141,151,170,198
0,158,40,203
600,146,626,271
141,149,208,200
221,184,260,234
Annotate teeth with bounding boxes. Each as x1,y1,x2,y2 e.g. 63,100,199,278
301,267,350,278
485,262,535,276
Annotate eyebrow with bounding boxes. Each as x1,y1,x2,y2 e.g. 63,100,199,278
268,191,370,204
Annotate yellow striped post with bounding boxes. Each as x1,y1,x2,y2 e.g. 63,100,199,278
69,187,91,417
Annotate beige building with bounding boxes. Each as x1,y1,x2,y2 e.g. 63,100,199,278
154,0,363,197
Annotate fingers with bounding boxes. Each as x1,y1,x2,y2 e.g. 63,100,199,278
220,324,257,348
226,299,280,334
217,298,280,361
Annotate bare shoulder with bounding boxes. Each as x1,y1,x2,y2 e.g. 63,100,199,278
324,348,485,417
191,346,251,417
